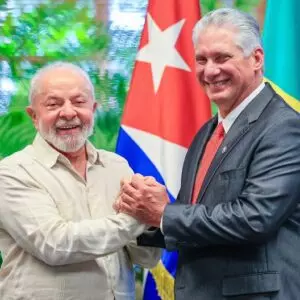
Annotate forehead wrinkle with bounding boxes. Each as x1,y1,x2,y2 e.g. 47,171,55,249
33,81,93,105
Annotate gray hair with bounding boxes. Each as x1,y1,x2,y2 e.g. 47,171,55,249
29,61,95,104
192,8,262,56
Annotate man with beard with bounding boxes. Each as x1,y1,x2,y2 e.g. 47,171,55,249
0,62,161,300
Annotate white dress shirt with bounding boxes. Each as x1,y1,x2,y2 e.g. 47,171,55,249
0,134,161,300
219,81,265,132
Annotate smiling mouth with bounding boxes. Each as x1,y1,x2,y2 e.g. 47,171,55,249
56,125,81,134
57,125,79,129
207,79,230,88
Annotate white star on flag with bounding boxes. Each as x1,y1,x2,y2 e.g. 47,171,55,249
136,13,191,93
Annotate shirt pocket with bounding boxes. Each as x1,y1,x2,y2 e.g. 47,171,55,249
222,271,280,299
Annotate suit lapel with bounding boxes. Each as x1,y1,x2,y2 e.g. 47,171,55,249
196,83,276,204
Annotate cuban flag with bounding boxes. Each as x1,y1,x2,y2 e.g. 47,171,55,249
116,1,211,299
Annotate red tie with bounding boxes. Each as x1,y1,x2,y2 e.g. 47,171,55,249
192,122,225,204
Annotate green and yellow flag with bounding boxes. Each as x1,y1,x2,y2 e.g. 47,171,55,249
263,0,300,112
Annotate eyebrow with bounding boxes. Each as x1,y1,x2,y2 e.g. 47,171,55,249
45,95,63,101
70,93,89,100
195,54,204,59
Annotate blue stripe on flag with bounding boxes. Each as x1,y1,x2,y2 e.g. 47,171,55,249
116,127,167,185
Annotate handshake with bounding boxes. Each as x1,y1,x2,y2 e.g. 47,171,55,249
114,174,170,227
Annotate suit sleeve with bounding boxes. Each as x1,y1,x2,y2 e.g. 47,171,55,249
137,227,166,248
162,114,300,250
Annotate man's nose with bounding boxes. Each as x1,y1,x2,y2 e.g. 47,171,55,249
204,61,220,80
59,103,77,120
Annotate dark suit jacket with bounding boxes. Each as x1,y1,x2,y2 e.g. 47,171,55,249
138,83,300,300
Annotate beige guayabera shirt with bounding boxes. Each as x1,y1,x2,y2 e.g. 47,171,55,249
0,134,161,300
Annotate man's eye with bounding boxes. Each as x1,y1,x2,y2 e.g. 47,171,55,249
216,55,230,63
74,100,84,105
72,96,86,104
196,58,207,65
47,102,58,108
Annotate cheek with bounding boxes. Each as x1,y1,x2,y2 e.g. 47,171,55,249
231,70,248,87
195,64,202,73
78,110,94,125
195,66,204,81
37,114,58,130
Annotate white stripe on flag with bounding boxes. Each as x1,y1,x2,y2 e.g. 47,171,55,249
122,125,187,198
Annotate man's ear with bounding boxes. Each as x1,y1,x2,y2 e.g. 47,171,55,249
26,106,38,129
252,47,264,71
93,101,98,113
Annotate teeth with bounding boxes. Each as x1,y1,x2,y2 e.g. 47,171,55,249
58,125,78,129
212,80,227,87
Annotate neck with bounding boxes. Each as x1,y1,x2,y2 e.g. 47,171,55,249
57,145,88,179
219,77,263,118
62,146,87,164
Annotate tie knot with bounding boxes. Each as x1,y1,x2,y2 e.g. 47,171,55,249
215,122,225,138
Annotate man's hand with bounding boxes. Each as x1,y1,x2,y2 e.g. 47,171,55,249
115,174,170,227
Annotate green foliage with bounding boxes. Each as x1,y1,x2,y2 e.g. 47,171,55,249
200,0,222,15
0,111,36,159
0,1,109,63
234,0,260,12
90,73,128,151
201,0,260,15
0,0,127,157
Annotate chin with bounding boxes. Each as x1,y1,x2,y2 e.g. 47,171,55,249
210,90,231,103
210,96,229,108
55,141,85,153
209,94,224,103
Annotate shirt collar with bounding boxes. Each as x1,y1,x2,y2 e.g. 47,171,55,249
86,140,103,165
218,81,265,133
32,133,103,168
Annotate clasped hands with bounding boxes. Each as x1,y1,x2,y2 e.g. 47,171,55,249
114,174,170,227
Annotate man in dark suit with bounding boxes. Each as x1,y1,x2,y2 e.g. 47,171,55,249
115,8,300,300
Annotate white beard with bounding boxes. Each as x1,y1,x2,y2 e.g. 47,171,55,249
39,117,94,153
